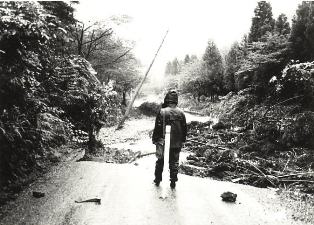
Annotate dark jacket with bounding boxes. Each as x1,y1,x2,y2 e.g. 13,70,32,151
152,105,187,148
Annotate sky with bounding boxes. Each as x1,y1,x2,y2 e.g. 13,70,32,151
74,0,302,79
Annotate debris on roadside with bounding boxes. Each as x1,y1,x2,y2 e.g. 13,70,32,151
32,191,45,198
212,121,230,130
75,198,101,204
221,192,237,202
181,120,314,193
79,147,156,164
79,148,139,163
179,164,207,177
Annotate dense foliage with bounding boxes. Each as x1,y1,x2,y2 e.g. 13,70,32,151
275,61,314,109
248,1,275,42
290,2,314,62
0,2,138,189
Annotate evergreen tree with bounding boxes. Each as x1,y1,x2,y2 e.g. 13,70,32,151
201,40,224,97
224,42,243,92
190,54,198,62
184,54,191,64
240,35,249,56
275,13,291,35
290,1,314,61
202,40,224,82
165,61,172,75
249,1,275,42
172,58,180,75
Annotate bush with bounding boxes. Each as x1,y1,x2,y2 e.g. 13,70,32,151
38,112,73,149
138,102,161,116
281,111,314,148
275,61,314,110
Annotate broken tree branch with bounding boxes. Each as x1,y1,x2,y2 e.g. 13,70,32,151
104,48,133,66
263,95,304,117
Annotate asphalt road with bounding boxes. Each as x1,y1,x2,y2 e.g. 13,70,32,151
0,156,307,225
0,114,309,225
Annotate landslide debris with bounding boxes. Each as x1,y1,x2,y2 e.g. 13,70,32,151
180,119,314,193
78,147,142,164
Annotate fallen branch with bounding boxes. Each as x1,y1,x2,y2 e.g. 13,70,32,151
139,152,155,157
127,151,156,163
263,95,304,117
238,158,277,187
183,110,208,116
75,198,101,204
128,151,141,163
277,172,314,179
187,139,207,145
280,179,314,183
282,158,290,172
187,139,232,151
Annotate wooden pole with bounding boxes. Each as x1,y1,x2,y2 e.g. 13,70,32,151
116,30,169,129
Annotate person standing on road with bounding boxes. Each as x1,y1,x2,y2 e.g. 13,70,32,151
152,90,187,189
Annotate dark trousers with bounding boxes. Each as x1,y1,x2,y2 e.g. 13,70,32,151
155,148,180,182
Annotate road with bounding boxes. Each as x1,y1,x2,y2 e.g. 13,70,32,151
0,114,309,225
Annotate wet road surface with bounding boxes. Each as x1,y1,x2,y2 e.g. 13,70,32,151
0,157,308,225
0,114,309,225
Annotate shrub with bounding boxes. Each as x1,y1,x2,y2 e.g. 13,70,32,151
281,111,314,148
138,102,161,116
275,61,314,110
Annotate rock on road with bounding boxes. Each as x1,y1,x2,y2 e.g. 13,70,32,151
0,114,309,225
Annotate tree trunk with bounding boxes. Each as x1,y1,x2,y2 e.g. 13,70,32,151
122,92,126,106
77,26,84,56
87,123,96,154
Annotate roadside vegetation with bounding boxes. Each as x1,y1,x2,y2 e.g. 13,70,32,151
0,2,141,204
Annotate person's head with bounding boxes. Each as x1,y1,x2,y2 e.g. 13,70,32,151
164,90,178,106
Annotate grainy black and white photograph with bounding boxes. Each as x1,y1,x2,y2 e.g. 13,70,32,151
0,0,313,224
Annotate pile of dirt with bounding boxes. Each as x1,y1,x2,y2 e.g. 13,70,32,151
181,120,314,193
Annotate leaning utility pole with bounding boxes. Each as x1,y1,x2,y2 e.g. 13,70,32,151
116,30,169,129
